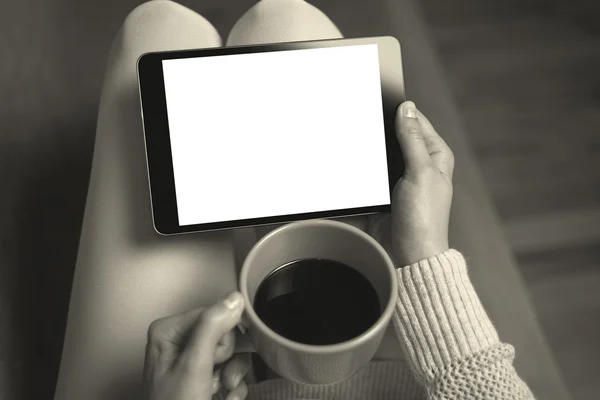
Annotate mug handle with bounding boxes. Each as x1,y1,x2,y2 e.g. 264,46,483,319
233,323,256,353
233,325,270,384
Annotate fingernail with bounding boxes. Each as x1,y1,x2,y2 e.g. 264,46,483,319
401,101,417,118
232,374,242,388
223,292,243,310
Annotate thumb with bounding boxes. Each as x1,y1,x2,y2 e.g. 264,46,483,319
180,292,245,372
396,101,432,174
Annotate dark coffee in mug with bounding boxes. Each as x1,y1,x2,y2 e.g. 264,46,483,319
253,258,381,346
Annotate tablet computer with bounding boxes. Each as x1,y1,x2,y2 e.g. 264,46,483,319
137,36,406,235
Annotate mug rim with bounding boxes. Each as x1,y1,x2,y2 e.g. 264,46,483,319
239,218,398,354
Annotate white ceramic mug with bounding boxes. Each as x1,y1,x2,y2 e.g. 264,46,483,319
236,219,397,385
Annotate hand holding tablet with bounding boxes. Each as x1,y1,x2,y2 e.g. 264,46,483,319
137,36,406,235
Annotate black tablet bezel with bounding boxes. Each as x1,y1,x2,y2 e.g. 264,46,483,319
138,36,406,235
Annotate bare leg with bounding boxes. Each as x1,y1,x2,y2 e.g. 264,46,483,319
55,1,390,399
54,2,234,400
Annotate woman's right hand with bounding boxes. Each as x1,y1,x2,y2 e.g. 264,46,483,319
388,101,455,266
144,292,251,400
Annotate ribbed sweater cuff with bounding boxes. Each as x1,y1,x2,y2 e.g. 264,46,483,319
393,249,500,383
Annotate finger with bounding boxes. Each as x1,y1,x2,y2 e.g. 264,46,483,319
396,101,432,174
147,308,204,349
225,379,249,400
145,308,205,375
212,369,222,395
221,353,252,391
417,110,455,179
178,292,245,373
214,330,236,364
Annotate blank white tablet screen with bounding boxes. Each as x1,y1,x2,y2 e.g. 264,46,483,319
162,44,391,226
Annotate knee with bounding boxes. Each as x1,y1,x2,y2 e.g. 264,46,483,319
122,0,185,28
116,0,221,53
227,0,342,46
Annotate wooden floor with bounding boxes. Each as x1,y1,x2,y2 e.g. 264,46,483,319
418,0,600,398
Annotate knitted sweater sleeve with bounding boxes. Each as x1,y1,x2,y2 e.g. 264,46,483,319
393,249,536,399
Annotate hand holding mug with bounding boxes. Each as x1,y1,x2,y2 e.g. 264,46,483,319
144,292,251,400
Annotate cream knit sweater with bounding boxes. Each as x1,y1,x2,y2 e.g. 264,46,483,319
216,249,535,399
